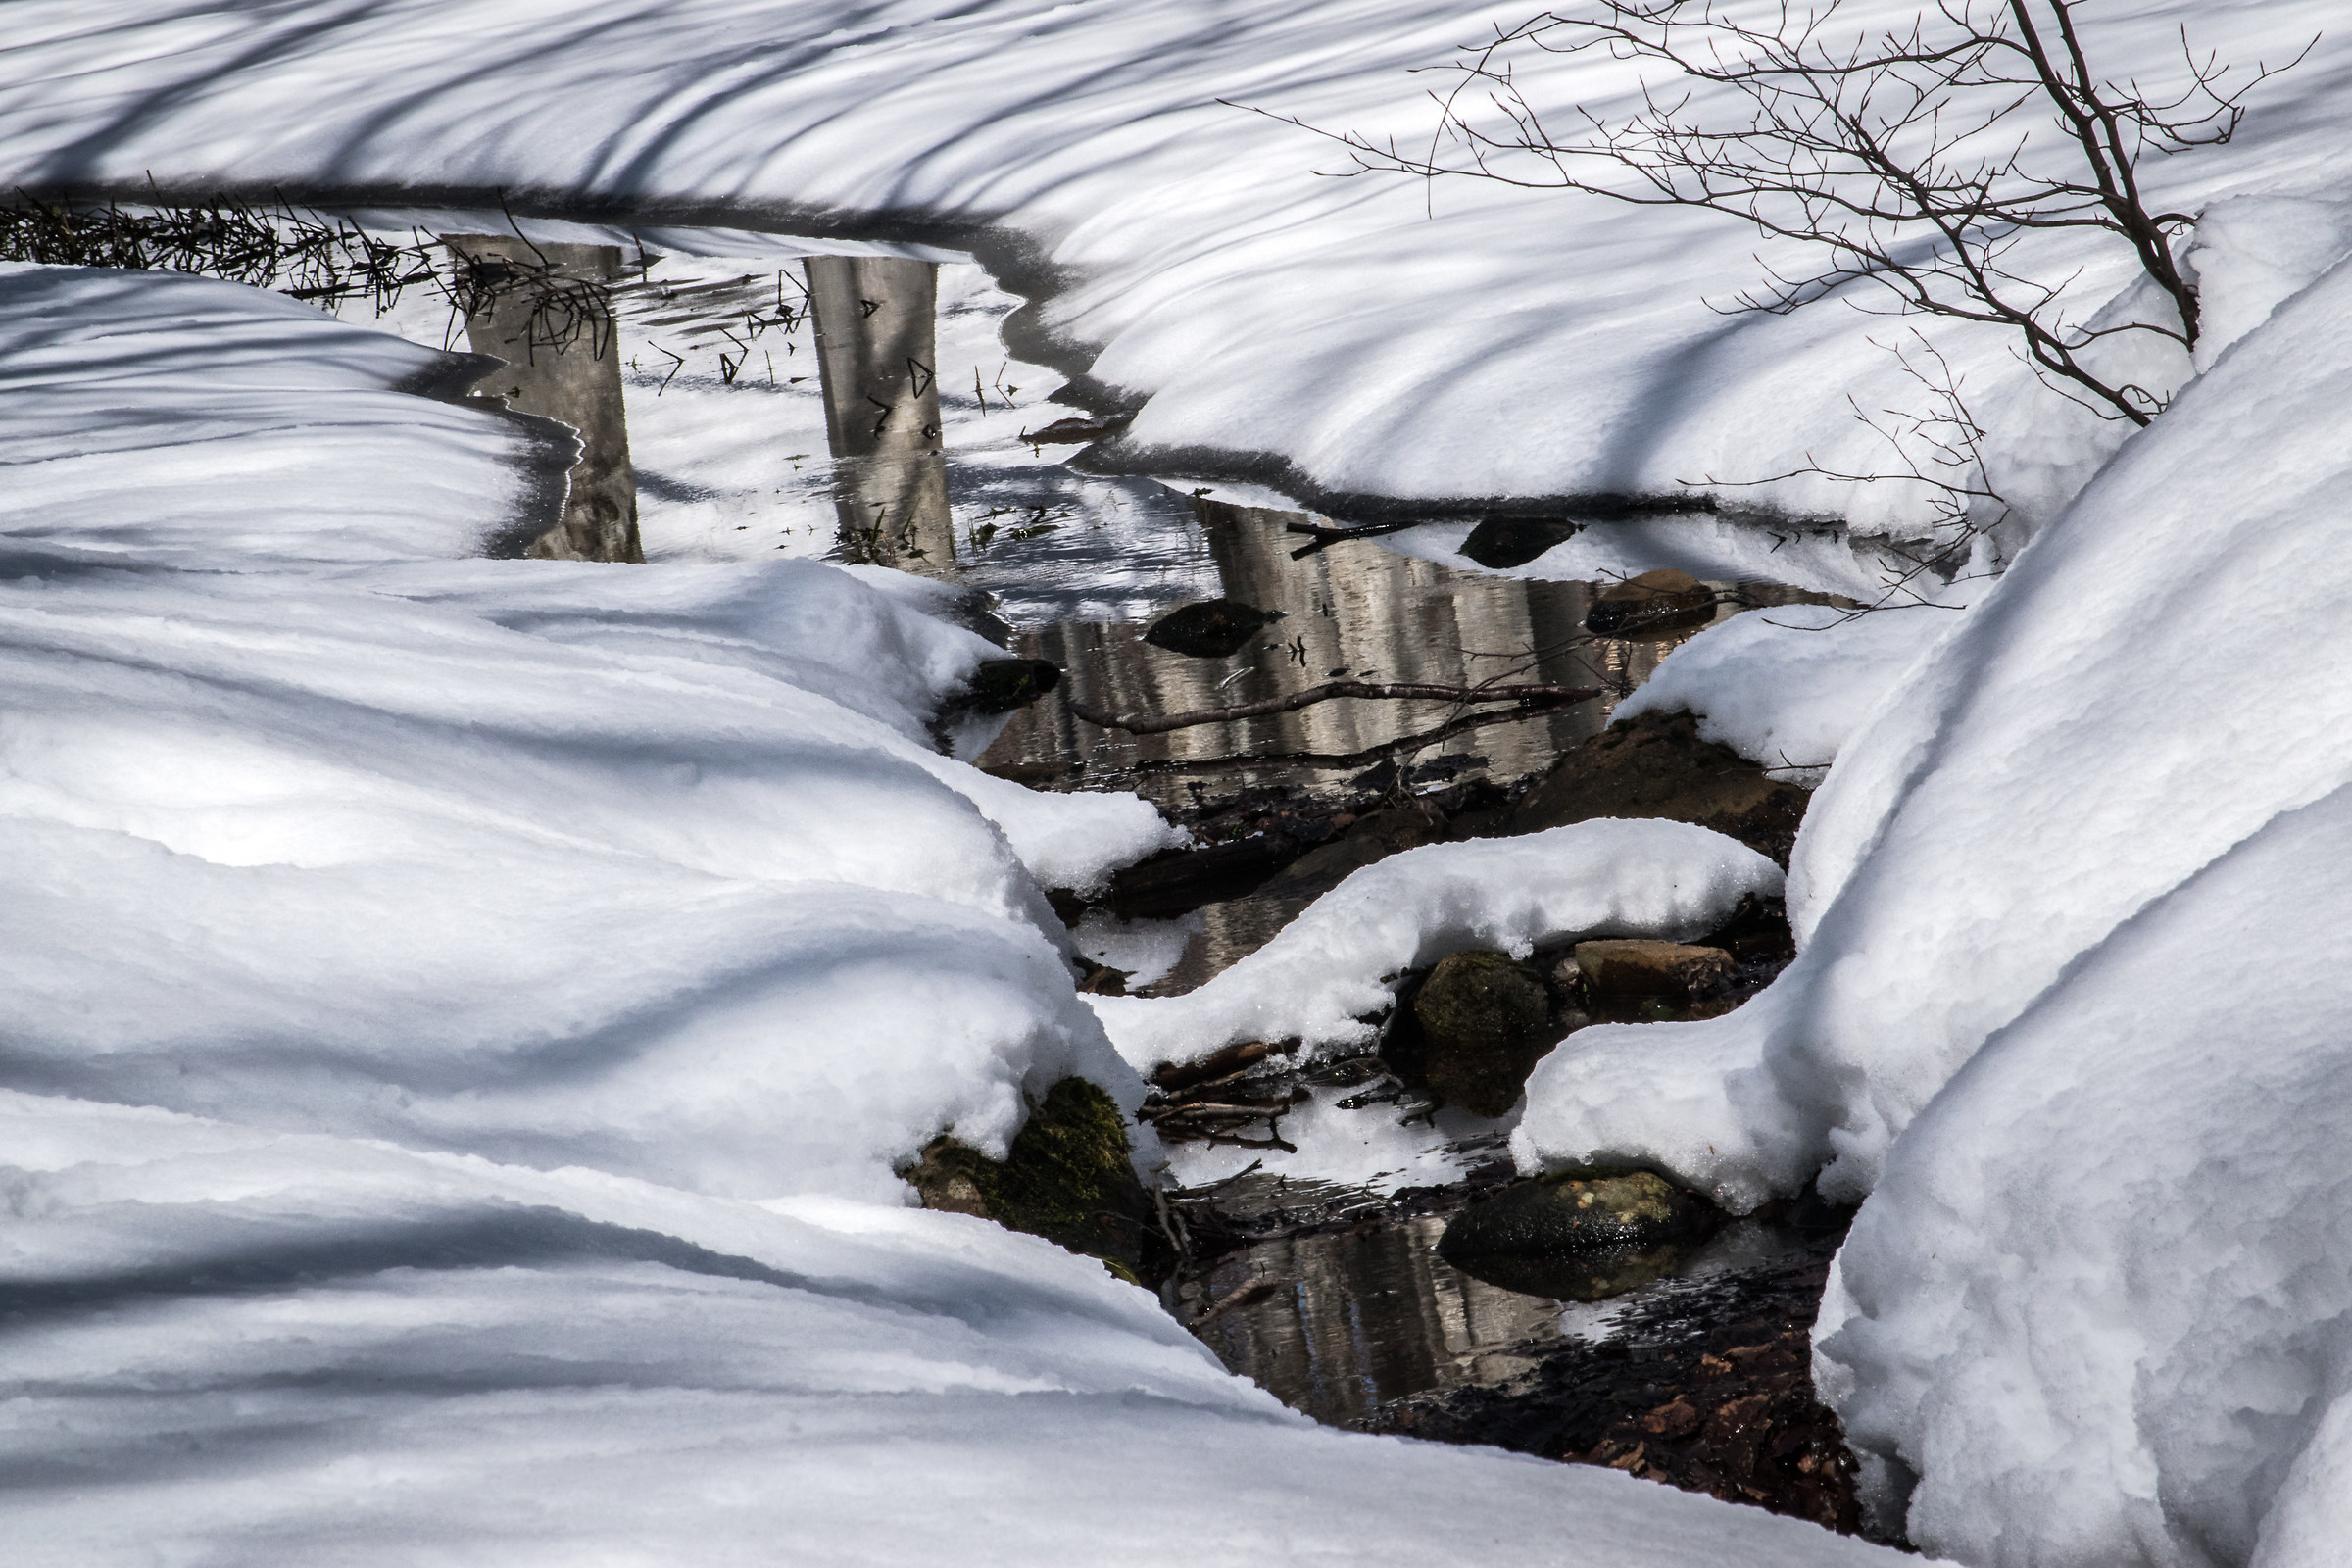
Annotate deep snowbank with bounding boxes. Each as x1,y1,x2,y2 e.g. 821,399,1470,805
1517,240,2352,1562
1,1,2345,533
1092,819,1781,1071
0,264,1170,1201
1816,786,2352,1565
0,1090,1912,1568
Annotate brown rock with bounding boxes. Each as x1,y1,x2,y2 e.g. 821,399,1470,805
1573,939,1736,1002
1586,568,1719,638
1510,710,1810,864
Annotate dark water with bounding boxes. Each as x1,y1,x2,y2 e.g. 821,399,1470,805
1178,1181,1829,1428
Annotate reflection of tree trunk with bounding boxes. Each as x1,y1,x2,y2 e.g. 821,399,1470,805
445,236,642,564
805,256,954,574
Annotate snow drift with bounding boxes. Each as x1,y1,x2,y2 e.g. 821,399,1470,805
1,1,2345,536
1092,818,1782,1072
1518,231,2352,1562
0,262,1172,1201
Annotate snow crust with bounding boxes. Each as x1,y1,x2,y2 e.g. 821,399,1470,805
1613,604,1957,783
1092,819,1782,1072
2,2,2346,536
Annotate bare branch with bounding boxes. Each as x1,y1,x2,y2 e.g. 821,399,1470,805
1282,0,2314,429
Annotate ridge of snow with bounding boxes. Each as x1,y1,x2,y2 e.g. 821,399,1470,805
1092,818,1781,1072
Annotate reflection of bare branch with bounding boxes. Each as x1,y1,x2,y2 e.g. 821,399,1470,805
1068,680,1600,735
1092,701,1592,779
1256,0,2313,427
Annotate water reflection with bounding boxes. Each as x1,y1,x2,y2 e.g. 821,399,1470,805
982,497,1710,808
444,235,643,563
1187,1208,1824,1428
805,255,955,572
1188,1214,1567,1428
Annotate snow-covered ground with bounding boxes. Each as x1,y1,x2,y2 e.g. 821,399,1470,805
1517,239,2352,1562
0,265,1923,1563
2,0,2345,541
10,3,2352,1564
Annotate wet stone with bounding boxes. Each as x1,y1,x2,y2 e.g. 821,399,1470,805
1458,516,1582,569
1573,940,1736,1003
1142,597,1287,659
1586,568,1718,638
1439,1170,1721,1279
959,658,1063,714
1383,949,1564,1117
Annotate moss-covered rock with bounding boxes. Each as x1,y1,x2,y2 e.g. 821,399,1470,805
1439,1168,1722,1298
1382,948,1564,1117
901,1077,1152,1280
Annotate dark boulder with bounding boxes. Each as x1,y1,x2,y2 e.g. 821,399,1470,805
1254,803,1447,905
1458,516,1582,569
1511,710,1810,864
1381,948,1564,1117
1142,598,1286,659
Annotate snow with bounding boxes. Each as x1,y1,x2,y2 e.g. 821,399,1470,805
1613,604,1959,784
3,1090,1924,1568
0,263,1919,1563
0,263,1173,1202
2,1,2346,541
13,2,2352,1560
1517,224,2352,1563
1810,784,2352,1564
1091,818,1783,1073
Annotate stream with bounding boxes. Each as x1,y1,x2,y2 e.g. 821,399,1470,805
307,207,1919,1535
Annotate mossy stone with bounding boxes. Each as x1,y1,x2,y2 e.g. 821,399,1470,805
1396,948,1562,1117
902,1077,1151,1277
1440,1169,1720,1264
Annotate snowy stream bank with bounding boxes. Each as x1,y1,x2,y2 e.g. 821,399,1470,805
11,2,2352,1561
0,262,1917,1564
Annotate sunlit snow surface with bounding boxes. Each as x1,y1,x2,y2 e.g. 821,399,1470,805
1,0,2346,542
1519,246,2352,1563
